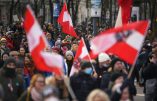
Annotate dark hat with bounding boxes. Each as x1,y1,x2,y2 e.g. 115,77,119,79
110,58,122,68
111,72,123,82
81,61,92,70
3,57,17,68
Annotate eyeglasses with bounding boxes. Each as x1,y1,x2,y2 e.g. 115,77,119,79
36,80,45,83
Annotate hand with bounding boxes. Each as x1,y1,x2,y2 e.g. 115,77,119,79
92,71,98,78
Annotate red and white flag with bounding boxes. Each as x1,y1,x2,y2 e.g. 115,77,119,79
70,38,89,76
24,5,64,75
90,21,149,64
115,0,132,27
58,3,78,38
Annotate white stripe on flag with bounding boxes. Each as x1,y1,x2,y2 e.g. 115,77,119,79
27,22,43,52
115,7,122,27
126,30,144,50
40,52,63,69
91,33,117,54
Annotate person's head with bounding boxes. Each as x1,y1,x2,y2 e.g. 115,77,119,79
46,33,52,41
0,38,7,48
98,53,111,69
65,50,74,61
5,31,13,39
1,52,9,61
24,54,33,66
9,51,19,60
111,72,124,84
3,57,17,78
121,87,130,101
44,45,52,52
30,74,45,92
71,41,78,52
81,61,93,75
149,53,157,63
19,47,25,56
41,85,59,101
111,58,124,72
87,89,110,101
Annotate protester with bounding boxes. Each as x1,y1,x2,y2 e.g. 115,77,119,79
41,85,60,101
46,74,69,100
70,61,97,101
18,74,45,101
143,53,157,101
65,50,74,76
0,52,9,68
24,54,36,88
0,57,24,101
86,89,110,101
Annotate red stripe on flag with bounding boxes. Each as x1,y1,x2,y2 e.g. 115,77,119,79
31,36,62,75
24,6,35,33
74,39,83,60
106,42,138,64
100,21,149,36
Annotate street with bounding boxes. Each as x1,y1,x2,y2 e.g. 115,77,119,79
134,86,145,101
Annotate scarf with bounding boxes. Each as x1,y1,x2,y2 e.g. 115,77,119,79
31,87,42,101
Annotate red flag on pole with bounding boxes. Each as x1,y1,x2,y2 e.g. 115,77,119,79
24,5,64,75
58,3,78,38
115,0,132,27
70,38,90,76
90,21,149,64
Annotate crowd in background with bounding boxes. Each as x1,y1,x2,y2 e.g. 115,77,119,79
0,22,156,101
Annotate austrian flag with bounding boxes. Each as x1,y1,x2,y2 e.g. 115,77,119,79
58,3,78,38
91,21,149,64
70,38,90,76
24,5,64,75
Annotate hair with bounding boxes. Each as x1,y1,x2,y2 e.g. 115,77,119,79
86,89,110,101
25,54,33,63
26,74,45,101
1,52,9,60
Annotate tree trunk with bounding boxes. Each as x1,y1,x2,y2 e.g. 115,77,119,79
49,0,53,24
34,0,38,16
10,0,14,24
42,0,45,24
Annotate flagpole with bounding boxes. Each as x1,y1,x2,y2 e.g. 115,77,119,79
81,37,96,72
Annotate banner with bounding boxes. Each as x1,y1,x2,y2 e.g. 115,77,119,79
53,3,60,17
91,0,101,17
131,7,139,21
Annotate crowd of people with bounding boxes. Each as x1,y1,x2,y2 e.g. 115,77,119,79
0,22,156,101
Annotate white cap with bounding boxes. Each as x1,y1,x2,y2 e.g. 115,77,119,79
98,53,111,62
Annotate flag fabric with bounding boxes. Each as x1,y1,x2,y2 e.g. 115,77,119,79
58,3,78,38
90,21,149,65
70,38,89,76
115,0,132,27
24,5,64,75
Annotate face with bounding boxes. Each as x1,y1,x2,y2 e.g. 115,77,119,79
72,44,78,52
20,48,25,56
115,76,124,84
99,60,111,68
121,87,130,101
1,42,7,48
47,34,52,41
93,95,105,101
35,76,45,91
66,54,73,60
7,62,16,69
2,54,9,61
24,56,31,65
114,61,123,71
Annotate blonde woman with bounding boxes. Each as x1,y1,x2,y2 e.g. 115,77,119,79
86,89,110,101
18,74,45,101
